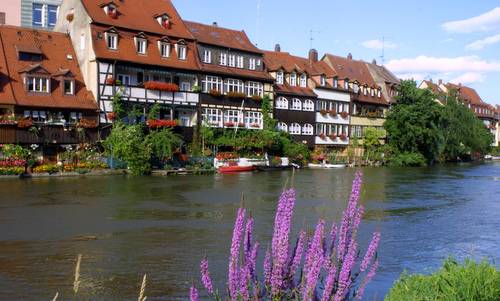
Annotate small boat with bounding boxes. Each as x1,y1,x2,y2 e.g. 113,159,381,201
308,163,346,169
218,165,256,173
492,156,500,161
257,165,294,171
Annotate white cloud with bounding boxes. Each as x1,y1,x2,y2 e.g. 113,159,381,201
466,34,500,50
442,7,500,33
395,73,427,81
361,39,397,50
386,55,500,73
450,72,486,84
440,38,454,43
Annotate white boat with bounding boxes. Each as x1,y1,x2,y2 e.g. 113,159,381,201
308,163,346,169
492,156,500,161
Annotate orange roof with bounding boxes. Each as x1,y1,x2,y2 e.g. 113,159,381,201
0,26,97,110
185,21,262,54
200,63,273,81
81,0,194,40
0,31,16,105
445,83,485,106
274,84,317,98
422,80,442,95
323,54,377,87
264,51,314,75
90,24,200,72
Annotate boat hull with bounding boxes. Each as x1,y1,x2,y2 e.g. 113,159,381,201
218,166,256,173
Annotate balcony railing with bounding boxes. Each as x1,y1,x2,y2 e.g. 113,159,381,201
101,84,199,105
0,124,98,144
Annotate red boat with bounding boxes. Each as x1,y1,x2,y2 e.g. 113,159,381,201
218,165,256,173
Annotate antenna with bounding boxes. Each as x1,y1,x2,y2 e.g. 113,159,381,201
309,30,320,49
379,36,385,65
255,0,261,46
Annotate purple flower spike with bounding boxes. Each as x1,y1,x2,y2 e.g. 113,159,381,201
356,259,379,301
200,258,213,294
334,240,358,301
228,207,246,300
244,217,254,263
321,265,338,301
289,230,306,280
248,241,259,279
302,219,325,301
361,232,381,272
264,248,272,286
190,285,199,301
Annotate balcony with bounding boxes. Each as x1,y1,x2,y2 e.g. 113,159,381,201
200,93,263,109
316,111,350,125
101,84,199,106
315,134,350,146
0,124,98,144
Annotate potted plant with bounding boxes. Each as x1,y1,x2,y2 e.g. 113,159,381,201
17,118,34,129
192,85,202,93
209,89,222,97
340,111,349,119
319,133,326,140
107,112,116,121
251,95,263,102
329,134,337,140
340,133,348,141
105,77,116,85
320,109,328,116
329,109,337,117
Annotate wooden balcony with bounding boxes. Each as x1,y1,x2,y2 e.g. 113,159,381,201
0,125,98,145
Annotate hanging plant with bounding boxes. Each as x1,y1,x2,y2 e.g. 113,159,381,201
329,134,337,140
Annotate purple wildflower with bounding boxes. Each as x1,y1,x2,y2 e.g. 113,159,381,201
248,241,259,279
334,240,358,301
200,258,213,294
302,219,325,301
264,248,272,286
289,230,306,280
239,264,250,300
190,285,199,301
356,259,379,301
360,232,381,272
321,264,338,301
244,217,254,263
228,207,246,300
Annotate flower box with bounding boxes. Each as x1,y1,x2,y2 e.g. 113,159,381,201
143,81,179,92
17,118,34,129
237,123,245,128
250,123,261,128
77,119,98,129
209,90,222,97
320,109,328,116
251,95,263,102
329,110,337,117
340,134,348,141
147,119,178,129
340,111,349,119
329,134,337,140
224,122,235,127
227,92,246,99
319,133,326,140
216,152,237,160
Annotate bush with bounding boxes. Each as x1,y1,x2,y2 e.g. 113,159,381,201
386,258,500,301
0,167,24,175
388,152,426,167
33,164,60,174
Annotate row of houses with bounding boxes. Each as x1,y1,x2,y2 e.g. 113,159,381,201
0,0,498,160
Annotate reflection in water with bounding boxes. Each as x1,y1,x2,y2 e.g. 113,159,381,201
0,162,499,300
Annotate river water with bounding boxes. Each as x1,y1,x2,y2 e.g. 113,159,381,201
0,162,499,300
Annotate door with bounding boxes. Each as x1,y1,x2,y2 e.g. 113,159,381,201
180,82,191,92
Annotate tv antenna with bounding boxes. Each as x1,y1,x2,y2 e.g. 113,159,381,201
379,36,386,65
309,30,320,49
255,0,261,46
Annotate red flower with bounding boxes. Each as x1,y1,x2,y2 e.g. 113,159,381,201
340,134,348,141
147,119,178,129
209,90,222,97
105,77,116,85
224,122,235,127
107,112,116,121
319,133,326,140
77,119,98,129
329,134,337,140
143,81,179,92
17,118,34,129
340,111,349,119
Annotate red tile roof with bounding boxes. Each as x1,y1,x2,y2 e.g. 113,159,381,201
185,21,262,54
323,54,377,87
90,24,200,71
0,26,98,110
81,0,194,40
263,50,333,76
422,80,442,95
200,63,273,81
274,84,317,98
445,83,485,106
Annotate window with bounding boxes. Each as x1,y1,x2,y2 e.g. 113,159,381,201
25,110,47,122
300,74,307,87
333,78,338,88
136,38,147,54
27,77,50,93
203,49,212,63
63,80,74,95
352,125,363,138
277,122,288,132
202,76,222,92
203,108,222,127
117,74,130,86
106,32,118,50
48,5,58,27
290,72,297,86
80,33,86,50
291,98,302,110
276,97,288,109
70,112,83,123
276,70,284,84
236,56,244,68
228,55,236,67
33,3,44,27
224,79,245,93
246,81,263,97
344,79,349,90
302,124,314,135
177,44,187,60
219,53,227,66
244,111,262,128
224,110,241,124
303,99,314,111
157,15,170,29
320,75,326,87
317,100,328,111
0,12,5,25
249,58,256,70
364,86,368,95
289,123,301,135
159,42,170,57
371,88,375,97
377,88,382,98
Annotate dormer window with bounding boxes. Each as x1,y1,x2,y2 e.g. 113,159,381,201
276,70,284,84
203,49,212,63
249,58,256,70
371,88,375,97
27,76,50,93
64,79,75,95
300,74,307,87
364,86,368,95
159,40,170,58
105,31,118,50
320,75,326,87
344,79,349,90
135,36,147,54
333,77,338,88
377,88,381,98
290,72,297,86
176,41,187,60
103,4,118,19
156,14,171,29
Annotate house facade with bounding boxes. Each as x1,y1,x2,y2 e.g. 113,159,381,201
0,25,99,160
21,0,62,30
185,21,273,131
55,0,202,141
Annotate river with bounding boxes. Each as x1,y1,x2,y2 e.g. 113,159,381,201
0,162,499,300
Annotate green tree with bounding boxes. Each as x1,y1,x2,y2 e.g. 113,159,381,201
363,127,384,162
146,128,182,161
261,94,277,130
384,80,444,164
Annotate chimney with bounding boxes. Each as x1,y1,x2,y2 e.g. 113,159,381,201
438,79,443,85
275,44,281,52
309,48,318,64
212,22,218,27
347,53,353,60
372,59,377,65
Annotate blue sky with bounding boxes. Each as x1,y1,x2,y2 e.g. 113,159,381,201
174,0,500,105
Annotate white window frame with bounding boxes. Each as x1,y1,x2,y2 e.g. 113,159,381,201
236,56,244,68
159,42,170,58
27,76,50,93
246,81,263,97
202,76,223,92
80,33,86,51
136,38,147,54
344,79,349,90
276,70,284,85
249,58,256,70
63,79,75,95
302,124,314,135
300,74,307,87
333,78,338,88
291,98,302,110
224,110,241,124
320,75,326,87
289,123,301,135
32,3,44,27
106,32,118,50
219,53,227,66
303,99,314,111
203,49,212,63
278,122,288,132
244,111,262,128
203,108,222,127
177,44,187,60
224,79,245,93
228,55,236,67
70,112,83,123
276,97,289,109
290,72,297,86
